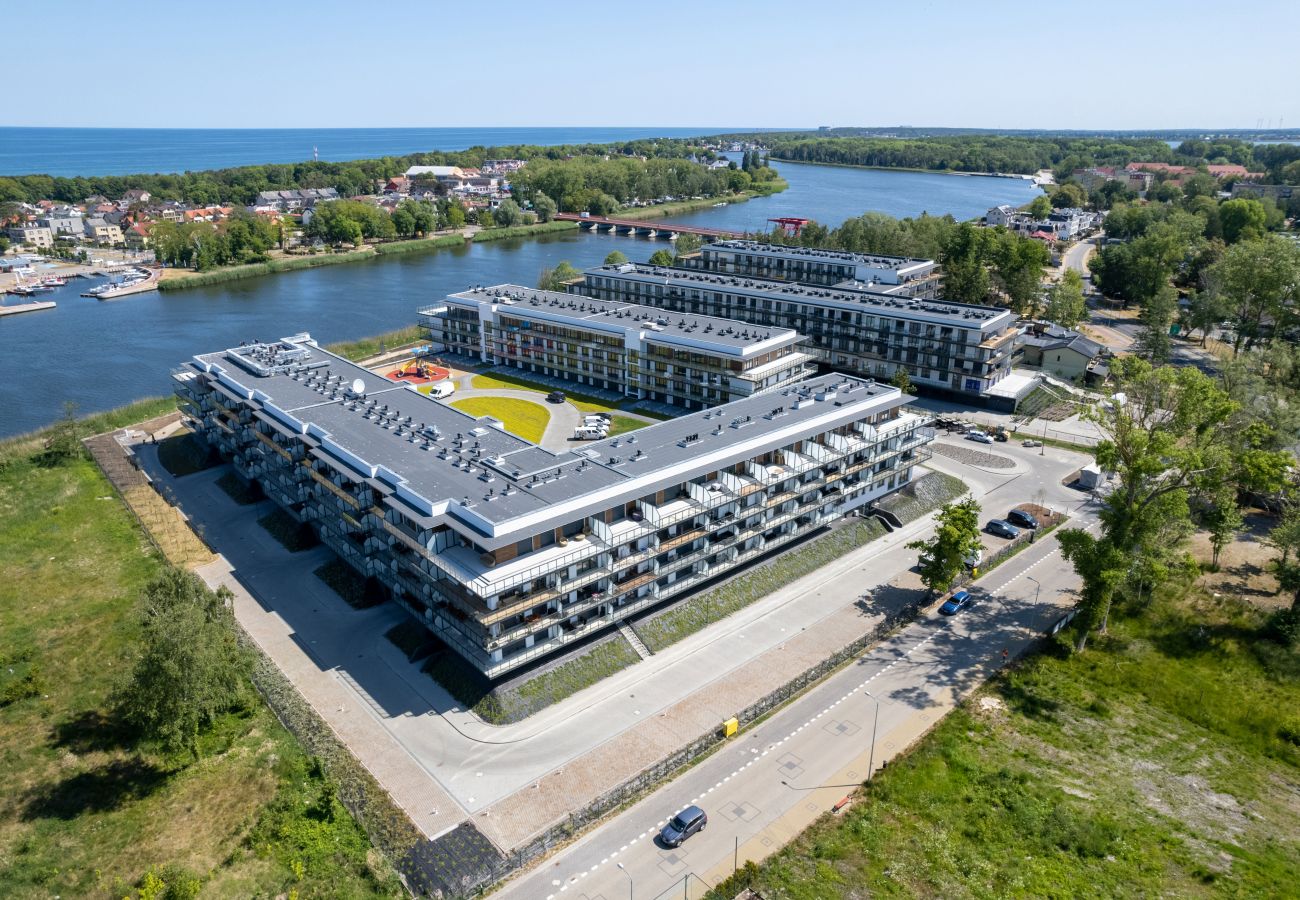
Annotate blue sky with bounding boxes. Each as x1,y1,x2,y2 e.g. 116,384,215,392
8,0,1298,130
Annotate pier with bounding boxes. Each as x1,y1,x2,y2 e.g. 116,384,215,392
0,300,57,317
554,213,741,240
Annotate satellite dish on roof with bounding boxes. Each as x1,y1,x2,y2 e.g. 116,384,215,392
351,378,366,395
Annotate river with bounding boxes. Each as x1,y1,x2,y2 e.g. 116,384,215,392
0,161,1039,437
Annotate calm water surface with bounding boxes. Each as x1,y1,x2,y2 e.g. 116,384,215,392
0,162,1038,437
0,127,746,177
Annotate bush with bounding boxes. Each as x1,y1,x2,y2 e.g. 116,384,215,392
216,471,263,505
314,558,387,609
1264,606,1300,646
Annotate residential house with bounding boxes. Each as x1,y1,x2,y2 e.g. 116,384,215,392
985,205,1020,227
40,212,84,237
1018,324,1103,382
1230,183,1295,203
253,188,339,211
125,222,152,249
7,223,54,249
84,217,124,245
120,188,152,206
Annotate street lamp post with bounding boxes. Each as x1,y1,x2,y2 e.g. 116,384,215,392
616,862,633,900
863,689,881,781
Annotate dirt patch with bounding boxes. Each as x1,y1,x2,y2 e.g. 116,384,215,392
930,440,1016,469
1192,512,1284,610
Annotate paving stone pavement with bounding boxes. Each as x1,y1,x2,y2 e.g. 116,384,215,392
473,566,927,850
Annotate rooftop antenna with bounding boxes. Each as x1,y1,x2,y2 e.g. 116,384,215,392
313,145,319,162
351,377,366,395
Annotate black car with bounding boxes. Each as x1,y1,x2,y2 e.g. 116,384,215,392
546,391,566,403
659,805,707,847
1007,509,1039,529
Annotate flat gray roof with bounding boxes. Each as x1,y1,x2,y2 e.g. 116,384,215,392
706,240,935,272
586,264,1015,330
186,335,906,549
447,284,798,355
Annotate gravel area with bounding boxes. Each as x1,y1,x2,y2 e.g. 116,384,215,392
930,441,1016,469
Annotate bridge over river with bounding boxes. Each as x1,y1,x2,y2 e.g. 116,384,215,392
554,212,741,240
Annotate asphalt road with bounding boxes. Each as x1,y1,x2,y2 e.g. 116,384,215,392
499,500,1099,900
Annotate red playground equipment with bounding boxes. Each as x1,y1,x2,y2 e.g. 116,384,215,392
387,359,451,385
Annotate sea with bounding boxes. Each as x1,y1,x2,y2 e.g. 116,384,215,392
0,131,1040,437
0,127,755,178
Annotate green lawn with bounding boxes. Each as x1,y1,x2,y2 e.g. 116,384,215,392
707,587,1300,899
606,415,650,437
450,397,550,443
413,633,640,725
634,518,887,653
470,373,623,414
0,428,399,898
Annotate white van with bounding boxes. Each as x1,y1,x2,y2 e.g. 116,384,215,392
428,381,455,399
573,425,608,440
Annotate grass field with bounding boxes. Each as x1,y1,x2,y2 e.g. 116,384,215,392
707,584,1300,900
450,396,550,443
469,373,623,413
634,518,888,653
325,325,426,362
0,432,398,897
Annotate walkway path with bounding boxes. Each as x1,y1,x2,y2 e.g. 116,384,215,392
446,379,580,451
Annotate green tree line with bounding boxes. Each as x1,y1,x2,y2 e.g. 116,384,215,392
0,137,733,206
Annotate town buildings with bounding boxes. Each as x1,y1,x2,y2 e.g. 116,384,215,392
579,262,1020,404
253,188,340,211
6,223,54,249
419,285,816,409
983,206,1100,243
1018,323,1105,383
173,334,933,678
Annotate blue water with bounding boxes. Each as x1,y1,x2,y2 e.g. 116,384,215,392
0,158,1037,437
0,127,762,177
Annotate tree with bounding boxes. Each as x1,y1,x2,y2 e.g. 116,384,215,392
1027,195,1053,218
532,193,557,223
537,260,583,291
907,498,982,596
493,199,524,228
1200,487,1244,570
1133,285,1177,363
1058,358,1237,650
116,569,249,756
1043,269,1088,329
1219,198,1268,244
674,233,703,258
648,249,675,266
1050,182,1087,209
992,231,1051,313
1207,235,1300,355
889,367,917,395
445,203,466,229
1180,288,1228,346
603,250,628,266
940,222,994,304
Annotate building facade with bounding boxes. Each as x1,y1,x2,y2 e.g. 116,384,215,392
174,335,933,679
683,240,941,298
580,263,1019,400
6,224,54,248
419,285,816,409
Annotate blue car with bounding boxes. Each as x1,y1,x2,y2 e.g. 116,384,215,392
987,519,1021,539
939,590,973,615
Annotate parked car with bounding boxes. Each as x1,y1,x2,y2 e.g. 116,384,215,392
939,590,973,615
1022,438,1042,448
987,519,1021,539
546,390,566,403
964,547,984,568
573,425,608,441
659,806,707,847
1007,509,1040,529
966,430,995,444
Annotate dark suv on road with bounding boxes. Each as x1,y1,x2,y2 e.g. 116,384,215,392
659,806,707,847
1007,509,1039,529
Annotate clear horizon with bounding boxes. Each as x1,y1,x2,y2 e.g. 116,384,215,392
6,0,1297,131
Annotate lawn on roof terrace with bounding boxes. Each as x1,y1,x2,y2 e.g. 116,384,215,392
449,397,550,443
